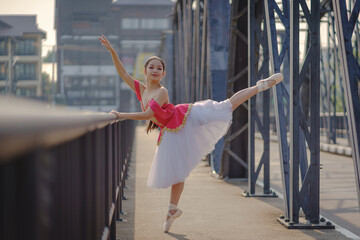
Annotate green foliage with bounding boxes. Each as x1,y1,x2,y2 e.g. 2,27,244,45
41,72,55,102
43,49,56,63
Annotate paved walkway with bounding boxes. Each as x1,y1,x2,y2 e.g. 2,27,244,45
117,125,354,240
254,136,360,237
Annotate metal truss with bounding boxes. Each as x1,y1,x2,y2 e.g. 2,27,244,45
332,0,360,208
264,0,293,220
167,0,360,220
288,0,322,227
244,0,277,197
221,1,249,179
263,0,334,228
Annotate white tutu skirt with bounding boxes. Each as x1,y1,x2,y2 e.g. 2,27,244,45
147,99,233,189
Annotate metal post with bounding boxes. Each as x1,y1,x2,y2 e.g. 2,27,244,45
332,0,360,209
199,0,208,100
248,0,256,195
221,0,248,179
290,0,300,224
244,0,275,197
264,0,290,219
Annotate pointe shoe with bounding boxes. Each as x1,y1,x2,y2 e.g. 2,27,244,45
164,203,182,233
256,73,283,92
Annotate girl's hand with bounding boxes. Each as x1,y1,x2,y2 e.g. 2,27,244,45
99,35,114,52
110,110,120,118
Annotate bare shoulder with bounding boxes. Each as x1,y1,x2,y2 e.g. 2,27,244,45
154,87,169,105
157,87,169,99
158,87,168,95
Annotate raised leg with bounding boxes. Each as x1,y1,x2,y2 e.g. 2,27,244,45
229,73,283,111
229,86,258,111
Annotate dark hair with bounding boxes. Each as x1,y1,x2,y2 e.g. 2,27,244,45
144,56,165,134
146,121,159,134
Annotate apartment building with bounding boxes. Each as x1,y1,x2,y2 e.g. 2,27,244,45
55,0,119,111
112,0,174,80
55,0,174,111
0,15,46,98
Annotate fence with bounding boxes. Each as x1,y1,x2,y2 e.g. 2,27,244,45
0,97,135,240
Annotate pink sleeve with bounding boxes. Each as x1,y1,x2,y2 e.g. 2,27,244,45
149,99,173,118
134,80,142,101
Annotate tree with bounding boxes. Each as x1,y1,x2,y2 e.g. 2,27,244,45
42,72,55,102
43,49,56,63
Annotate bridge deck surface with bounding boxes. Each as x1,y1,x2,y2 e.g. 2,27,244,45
117,125,357,240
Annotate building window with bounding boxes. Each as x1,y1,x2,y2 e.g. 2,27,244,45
0,88,5,94
14,63,36,80
121,18,169,30
121,18,140,29
64,76,116,106
16,88,36,97
0,38,7,56
63,45,112,65
0,62,7,80
15,38,37,56
120,40,161,51
140,18,169,29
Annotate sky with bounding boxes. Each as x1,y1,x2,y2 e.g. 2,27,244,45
0,0,56,54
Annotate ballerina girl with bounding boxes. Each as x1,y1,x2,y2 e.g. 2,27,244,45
99,35,283,233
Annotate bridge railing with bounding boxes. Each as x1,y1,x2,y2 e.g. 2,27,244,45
0,97,135,240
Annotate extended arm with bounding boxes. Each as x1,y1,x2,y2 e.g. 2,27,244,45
111,108,154,120
110,88,169,120
99,35,138,92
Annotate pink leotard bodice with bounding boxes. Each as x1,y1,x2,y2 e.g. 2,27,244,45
134,80,192,145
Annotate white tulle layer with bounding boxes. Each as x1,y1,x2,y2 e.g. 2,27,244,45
147,99,233,189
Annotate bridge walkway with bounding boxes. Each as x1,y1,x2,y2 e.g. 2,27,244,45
116,125,353,240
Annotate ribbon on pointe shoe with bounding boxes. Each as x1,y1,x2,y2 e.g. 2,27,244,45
256,73,283,92
164,203,182,233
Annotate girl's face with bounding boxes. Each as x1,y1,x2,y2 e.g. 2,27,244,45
144,59,165,83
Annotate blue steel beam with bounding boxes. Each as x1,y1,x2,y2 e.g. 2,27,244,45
246,0,274,197
265,0,323,226
221,0,249,178
290,0,301,224
305,0,321,224
332,0,360,208
287,0,321,225
264,0,291,218
207,0,230,175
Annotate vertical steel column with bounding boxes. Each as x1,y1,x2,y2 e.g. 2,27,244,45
191,1,196,102
264,0,291,218
290,0,300,225
206,0,230,175
308,0,321,224
221,0,249,178
278,0,332,228
182,0,189,102
248,0,256,194
332,0,360,208
245,0,275,197
199,0,207,100
195,0,201,101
